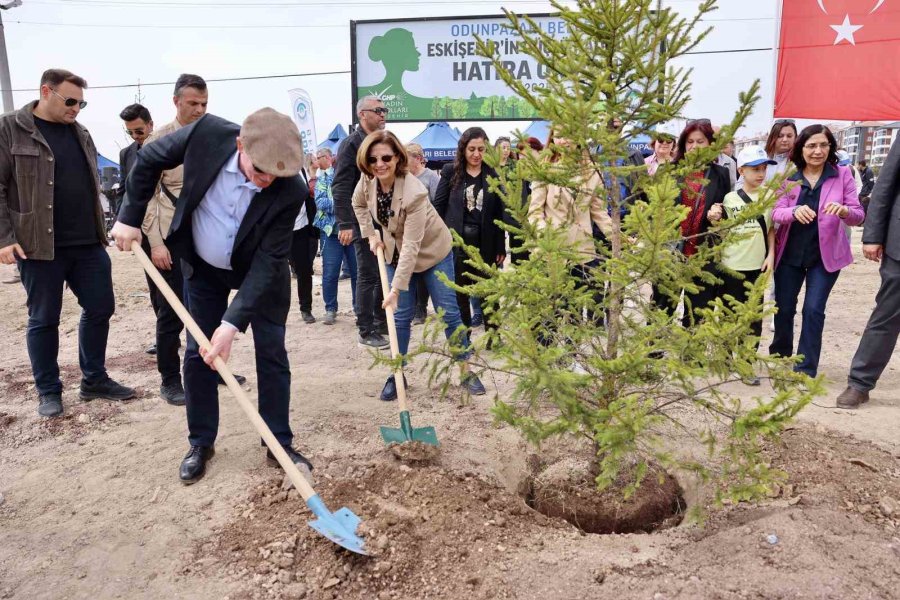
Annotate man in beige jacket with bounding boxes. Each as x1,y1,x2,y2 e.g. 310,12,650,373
138,74,208,406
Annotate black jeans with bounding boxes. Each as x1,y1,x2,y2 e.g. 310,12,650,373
289,226,317,313
183,258,293,448
141,238,184,385
719,268,763,349
353,234,386,335
18,244,115,395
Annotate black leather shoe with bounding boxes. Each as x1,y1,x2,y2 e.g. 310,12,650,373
160,381,186,406
179,445,214,484
80,377,136,401
217,373,246,386
146,344,157,355
379,374,408,401
37,393,63,417
266,445,314,473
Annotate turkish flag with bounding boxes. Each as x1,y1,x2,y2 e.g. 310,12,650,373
775,0,900,120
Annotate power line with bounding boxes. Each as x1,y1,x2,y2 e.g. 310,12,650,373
8,19,344,28
29,0,557,5
1,69,352,93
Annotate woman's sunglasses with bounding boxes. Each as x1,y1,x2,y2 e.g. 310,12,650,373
50,89,87,110
367,154,395,164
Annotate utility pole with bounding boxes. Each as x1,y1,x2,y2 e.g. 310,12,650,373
0,0,23,113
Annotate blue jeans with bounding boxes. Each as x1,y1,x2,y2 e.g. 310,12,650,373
320,231,357,313
769,260,840,377
386,251,470,359
18,244,115,395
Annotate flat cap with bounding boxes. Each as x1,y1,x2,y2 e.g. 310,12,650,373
240,107,303,177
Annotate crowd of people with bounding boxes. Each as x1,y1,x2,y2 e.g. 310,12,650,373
2,67,900,484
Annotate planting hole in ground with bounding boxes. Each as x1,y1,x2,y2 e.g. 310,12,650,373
520,455,686,534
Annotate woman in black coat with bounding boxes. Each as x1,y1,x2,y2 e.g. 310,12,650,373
433,127,507,328
651,119,732,327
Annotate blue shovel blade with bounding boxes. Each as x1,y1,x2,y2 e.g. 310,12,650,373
306,495,367,555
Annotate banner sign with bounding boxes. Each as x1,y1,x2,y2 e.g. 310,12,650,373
350,14,568,123
288,88,318,155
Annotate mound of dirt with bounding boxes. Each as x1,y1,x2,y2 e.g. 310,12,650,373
388,441,440,462
526,457,685,534
198,463,568,599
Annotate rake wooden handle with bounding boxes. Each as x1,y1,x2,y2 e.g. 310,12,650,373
375,246,409,412
131,241,317,501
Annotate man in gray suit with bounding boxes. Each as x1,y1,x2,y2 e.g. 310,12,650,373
836,137,900,408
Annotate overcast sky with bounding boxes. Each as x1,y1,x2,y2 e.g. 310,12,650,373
2,0,796,160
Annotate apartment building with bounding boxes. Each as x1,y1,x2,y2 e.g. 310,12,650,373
869,122,900,166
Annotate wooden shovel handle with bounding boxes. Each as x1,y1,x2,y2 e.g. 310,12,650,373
374,246,409,412
130,241,317,502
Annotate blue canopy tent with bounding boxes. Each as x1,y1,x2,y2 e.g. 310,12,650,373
97,153,119,172
410,122,460,165
628,133,653,157
518,120,551,144
317,124,348,155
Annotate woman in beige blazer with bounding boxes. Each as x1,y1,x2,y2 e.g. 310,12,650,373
352,130,486,401
527,138,612,341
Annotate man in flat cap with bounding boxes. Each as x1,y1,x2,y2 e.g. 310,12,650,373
111,108,313,484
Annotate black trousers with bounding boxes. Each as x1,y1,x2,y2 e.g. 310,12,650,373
353,235,386,335
454,250,498,331
415,278,429,314
141,238,184,385
18,244,114,396
651,263,721,328
848,254,900,392
182,258,293,448
289,226,317,313
719,268,763,348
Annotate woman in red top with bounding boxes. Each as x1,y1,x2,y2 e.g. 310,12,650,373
651,119,732,327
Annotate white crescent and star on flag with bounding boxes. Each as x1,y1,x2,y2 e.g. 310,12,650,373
816,1,886,46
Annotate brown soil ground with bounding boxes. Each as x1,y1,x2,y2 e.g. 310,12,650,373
2,241,900,599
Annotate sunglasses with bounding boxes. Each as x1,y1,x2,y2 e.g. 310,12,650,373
686,118,711,126
362,107,389,116
50,89,87,109
774,119,796,126
125,128,146,137
367,154,395,164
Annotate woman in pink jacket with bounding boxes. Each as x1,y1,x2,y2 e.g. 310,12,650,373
769,125,865,377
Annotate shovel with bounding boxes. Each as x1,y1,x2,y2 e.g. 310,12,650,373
374,246,439,448
131,241,366,555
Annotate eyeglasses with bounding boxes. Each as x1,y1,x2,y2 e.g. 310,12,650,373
125,128,146,137
315,154,330,160
802,142,831,151
50,89,87,109
367,154,395,164
361,107,389,116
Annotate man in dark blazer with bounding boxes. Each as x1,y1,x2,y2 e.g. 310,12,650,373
111,108,313,484
836,138,899,409
115,103,153,217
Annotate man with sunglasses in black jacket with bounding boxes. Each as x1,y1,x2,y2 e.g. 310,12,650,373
331,94,390,349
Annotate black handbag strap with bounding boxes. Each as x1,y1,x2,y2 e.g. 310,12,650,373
736,188,769,255
160,182,179,205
